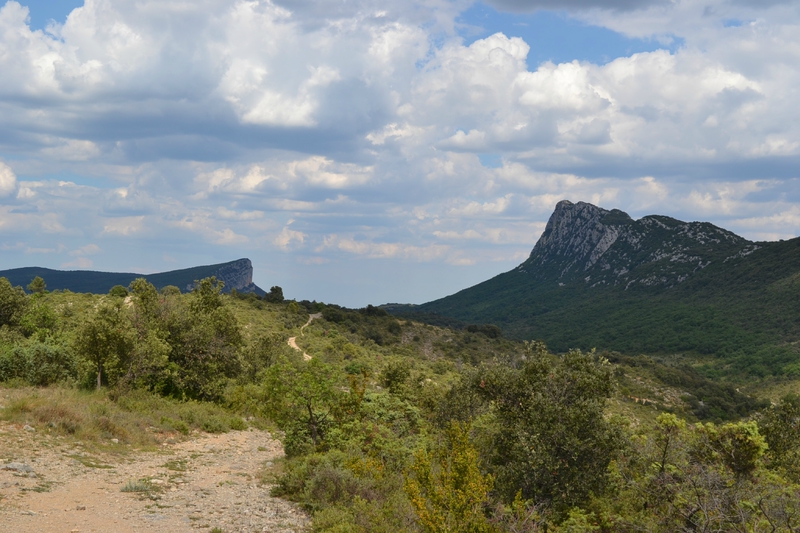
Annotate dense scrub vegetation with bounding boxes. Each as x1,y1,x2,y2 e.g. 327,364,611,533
2,275,800,531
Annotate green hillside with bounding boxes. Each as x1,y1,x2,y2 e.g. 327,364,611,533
389,201,800,377
2,274,795,531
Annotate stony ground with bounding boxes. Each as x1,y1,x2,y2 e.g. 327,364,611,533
0,421,309,533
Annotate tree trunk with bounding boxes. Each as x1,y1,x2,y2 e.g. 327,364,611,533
97,366,102,389
307,403,318,445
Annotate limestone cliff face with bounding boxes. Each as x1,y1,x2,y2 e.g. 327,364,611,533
525,201,628,277
518,200,753,289
184,258,265,295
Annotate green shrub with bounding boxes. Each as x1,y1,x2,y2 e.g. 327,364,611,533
284,418,329,458
275,451,379,511
0,340,76,385
19,302,58,338
202,415,227,433
160,416,190,435
109,285,129,298
0,277,27,327
379,359,411,394
228,416,246,431
313,506,358,533
344,360,370,376
160,285,181,296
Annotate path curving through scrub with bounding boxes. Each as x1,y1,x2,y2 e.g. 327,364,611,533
287,313,322,361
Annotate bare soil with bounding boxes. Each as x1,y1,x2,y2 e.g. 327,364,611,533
0,421,308,533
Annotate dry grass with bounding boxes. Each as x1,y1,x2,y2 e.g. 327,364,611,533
0,385,249,450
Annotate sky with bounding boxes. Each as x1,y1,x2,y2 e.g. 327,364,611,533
0,0,798,307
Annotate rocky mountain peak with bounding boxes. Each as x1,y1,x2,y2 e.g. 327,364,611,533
519,200,754,289
529,200,633,276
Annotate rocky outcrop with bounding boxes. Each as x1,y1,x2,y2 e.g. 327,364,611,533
519,200,751,289
526,201,630,276
184,258,265,295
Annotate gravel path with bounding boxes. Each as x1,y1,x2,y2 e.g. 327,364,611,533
0,422,308,533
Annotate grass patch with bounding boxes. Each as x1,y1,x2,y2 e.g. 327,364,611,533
21,481,54,493
0,386,254,449
121,478,155,493
162,459,188,471
121,477,164,500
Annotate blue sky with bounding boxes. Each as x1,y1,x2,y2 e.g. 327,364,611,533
458,3,683,68
11,0,80,29
0,0,798,307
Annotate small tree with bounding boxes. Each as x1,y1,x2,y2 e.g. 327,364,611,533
119,278,171,391
242,332,285,381
475,342,623,515
27,276,46,294
74,301,135,389
380,358,412,394
266,285,284,303
191,276,225,313
19,301,58,340
261,357,343,456
405,421,496,533
694,420,767,480
0,277,27,327
759,394,800,481
129,278,161,322
160,285,181,296
164,277,243,400
109,285,129,297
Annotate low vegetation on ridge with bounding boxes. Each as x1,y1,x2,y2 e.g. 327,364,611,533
2,274,800,531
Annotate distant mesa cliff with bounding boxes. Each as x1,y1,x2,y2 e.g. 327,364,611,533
182,258,262,294
0,258,265,296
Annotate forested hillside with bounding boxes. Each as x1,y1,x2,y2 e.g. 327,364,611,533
3,273,800,531
393,201,800,377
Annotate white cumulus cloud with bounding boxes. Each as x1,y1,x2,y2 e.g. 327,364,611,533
0,0,797,306
0,162,17,197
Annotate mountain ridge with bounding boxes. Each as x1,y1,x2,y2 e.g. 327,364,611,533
388,200,800,376
0,258,265,296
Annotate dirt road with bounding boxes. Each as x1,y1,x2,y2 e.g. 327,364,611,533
0,422,308,533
